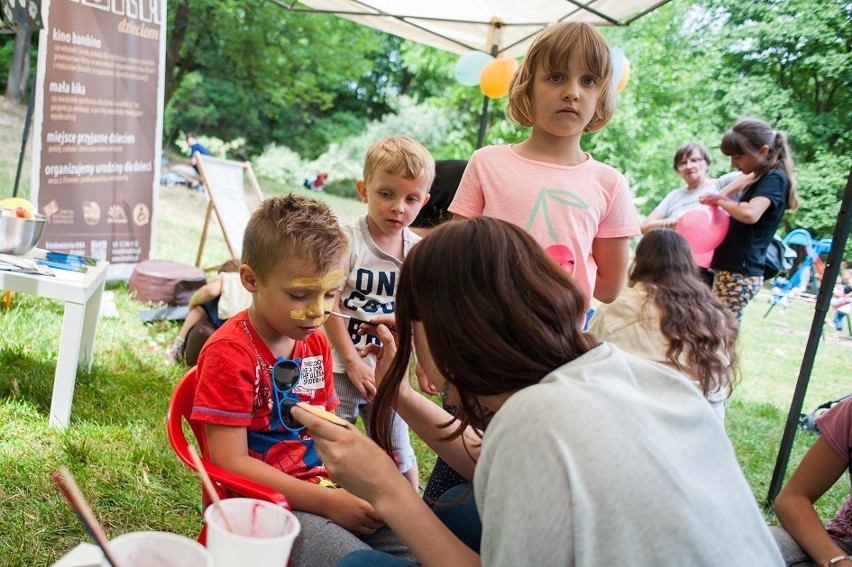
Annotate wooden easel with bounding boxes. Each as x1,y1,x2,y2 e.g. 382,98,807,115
194,154,265,267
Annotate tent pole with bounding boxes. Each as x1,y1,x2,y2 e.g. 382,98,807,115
13,64,36,198
766,164,852,507
476,95,490,149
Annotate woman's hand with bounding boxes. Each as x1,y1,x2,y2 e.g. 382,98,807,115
292,404,407,506
359,322,411,397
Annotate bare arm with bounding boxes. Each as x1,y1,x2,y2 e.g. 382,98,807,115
205,423,383,535
294,406,481,567
323,296,376,399
189,276,223,307
718,172,754,197
774,436,850,566
591,236,630,303
362,322,480,479
640,211,676,234
700,193,771,225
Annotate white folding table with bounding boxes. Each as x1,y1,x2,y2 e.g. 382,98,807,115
0,256,109,428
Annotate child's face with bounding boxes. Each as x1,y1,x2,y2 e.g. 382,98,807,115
529,50,601,139
242,257,343,341
356,169,430,238
729,145,768,175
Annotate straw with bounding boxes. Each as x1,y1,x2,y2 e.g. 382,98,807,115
187,445,237,534
51,467,122,567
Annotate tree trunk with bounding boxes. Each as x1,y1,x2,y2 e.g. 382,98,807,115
5,26,32,104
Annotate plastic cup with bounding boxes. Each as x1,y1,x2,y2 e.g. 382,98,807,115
204,498,301,567
105,531,214,566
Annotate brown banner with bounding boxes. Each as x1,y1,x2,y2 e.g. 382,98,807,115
32,0,164,264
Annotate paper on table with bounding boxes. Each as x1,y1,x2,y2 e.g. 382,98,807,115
0,253,54,275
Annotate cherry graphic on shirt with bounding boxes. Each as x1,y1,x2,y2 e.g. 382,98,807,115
546,244,576,274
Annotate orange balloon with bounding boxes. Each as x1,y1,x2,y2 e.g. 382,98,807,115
616,57,631,93
479,57,519,98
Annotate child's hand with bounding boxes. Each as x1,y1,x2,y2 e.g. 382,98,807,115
346,357,377,401
325,488,385,536
699,193,735,206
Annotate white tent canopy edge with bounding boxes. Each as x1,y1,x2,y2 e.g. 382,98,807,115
276,0,673,57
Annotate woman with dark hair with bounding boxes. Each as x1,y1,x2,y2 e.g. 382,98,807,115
700,117,799,319
589,229,739,419
293,217,782,567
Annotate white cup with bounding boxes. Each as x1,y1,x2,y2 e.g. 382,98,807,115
204,498,301,567
104,531,214,567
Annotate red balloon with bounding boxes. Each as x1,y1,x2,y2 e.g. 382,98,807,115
675,204,730,254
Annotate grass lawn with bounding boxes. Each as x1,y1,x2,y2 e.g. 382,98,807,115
2,119,850,565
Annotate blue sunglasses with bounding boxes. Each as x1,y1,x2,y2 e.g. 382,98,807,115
270,356,303,432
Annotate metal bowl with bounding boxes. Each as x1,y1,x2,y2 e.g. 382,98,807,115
0,213,48,255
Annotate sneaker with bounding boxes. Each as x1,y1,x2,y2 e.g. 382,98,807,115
165,337,185,364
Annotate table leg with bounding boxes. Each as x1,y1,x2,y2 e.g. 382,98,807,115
78,283,105,368
49,302,87,429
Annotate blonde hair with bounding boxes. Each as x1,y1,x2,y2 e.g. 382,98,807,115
362,135,436,188
507,22,616,133
242,194,347,280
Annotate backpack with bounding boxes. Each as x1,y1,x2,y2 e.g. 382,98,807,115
764,233,794,279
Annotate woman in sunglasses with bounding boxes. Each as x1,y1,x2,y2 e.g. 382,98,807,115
294,217,783,567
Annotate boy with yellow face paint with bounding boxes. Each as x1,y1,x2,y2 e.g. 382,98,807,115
191,194,415,566
325,136,435,492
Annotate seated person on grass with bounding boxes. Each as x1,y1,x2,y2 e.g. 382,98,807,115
771,395,852,567
165,258,252,366
190,194,414,567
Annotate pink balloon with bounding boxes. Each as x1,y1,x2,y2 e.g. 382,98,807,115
694,249,713,268
675,204,730,254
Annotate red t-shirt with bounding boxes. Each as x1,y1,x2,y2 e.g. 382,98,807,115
191,310,338,482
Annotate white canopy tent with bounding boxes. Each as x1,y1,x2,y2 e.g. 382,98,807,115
279,0,672,57
273,0,673,145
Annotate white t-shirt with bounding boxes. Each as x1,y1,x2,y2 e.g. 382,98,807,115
652,171,740,220
331,216,419,372
474,343,783,567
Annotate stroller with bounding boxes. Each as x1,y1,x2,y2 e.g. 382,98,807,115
798,394,852,433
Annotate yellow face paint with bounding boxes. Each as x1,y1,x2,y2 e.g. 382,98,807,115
291,271,344,289
289,270,343,323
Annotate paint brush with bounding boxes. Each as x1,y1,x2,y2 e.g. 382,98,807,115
51,467,122,567
187,445,236,534
326,311,396,331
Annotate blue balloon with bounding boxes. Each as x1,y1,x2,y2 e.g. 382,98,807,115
454,51,495,87
611,46,625,90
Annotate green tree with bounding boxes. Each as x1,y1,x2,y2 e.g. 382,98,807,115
164,1,400,156
702,0,851,239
